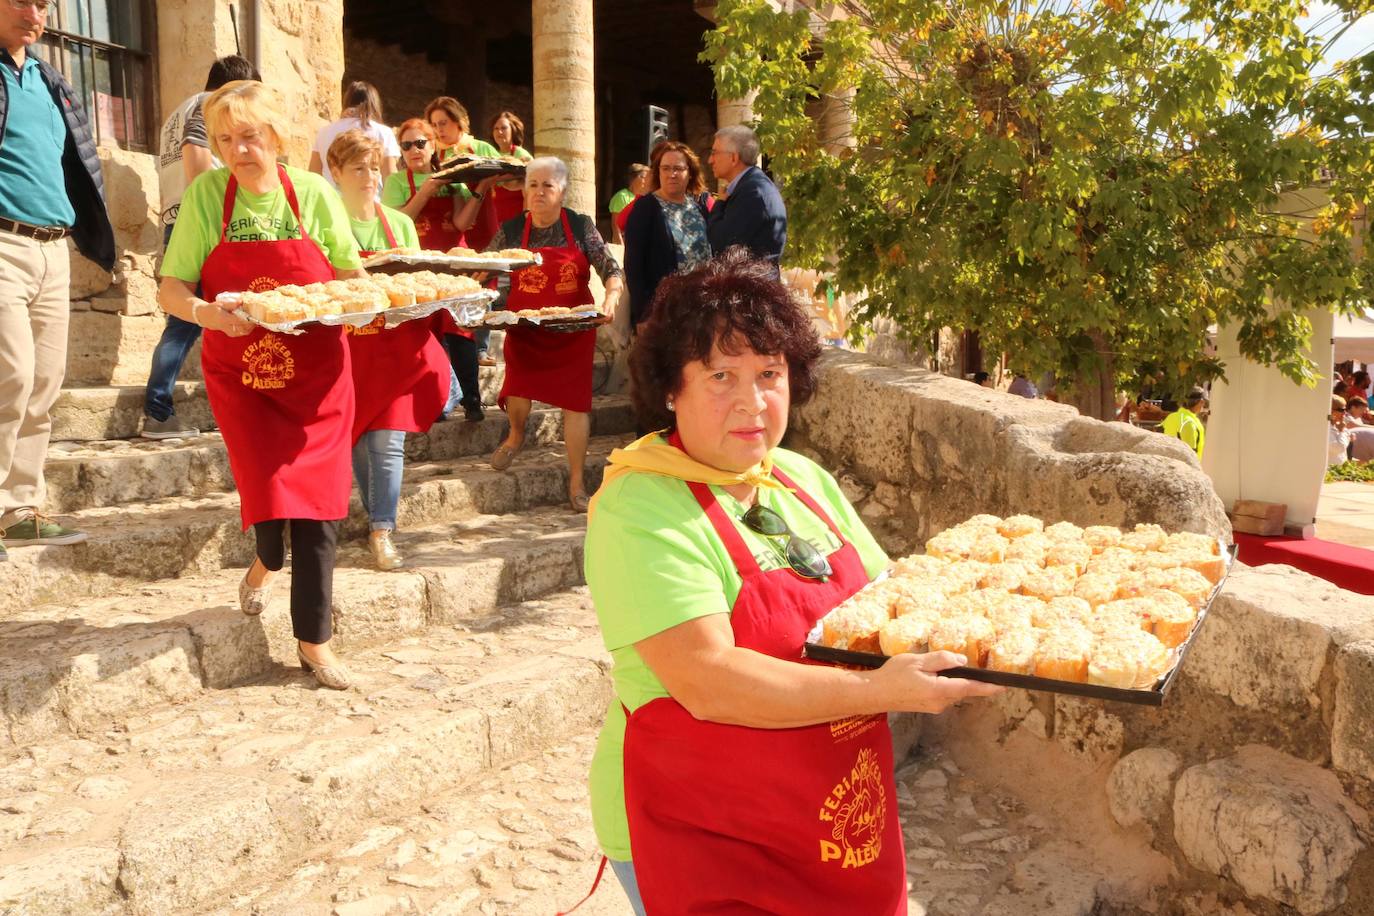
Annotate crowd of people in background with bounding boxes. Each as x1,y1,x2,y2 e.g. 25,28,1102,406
1331,366,1374,466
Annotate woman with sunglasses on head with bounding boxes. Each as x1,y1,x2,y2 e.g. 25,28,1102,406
584,250,1002,916
381,118,491,421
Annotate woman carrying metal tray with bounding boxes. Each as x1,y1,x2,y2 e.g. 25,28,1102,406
157,82,364,690
329,129,453,572
484,157,625,513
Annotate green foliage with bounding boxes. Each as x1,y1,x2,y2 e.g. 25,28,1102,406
702,0,1374,403
1326,460,1374,483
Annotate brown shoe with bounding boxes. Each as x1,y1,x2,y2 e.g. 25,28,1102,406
490,442,521,471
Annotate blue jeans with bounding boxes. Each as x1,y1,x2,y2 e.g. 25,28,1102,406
351,429,405,530
144,224,203,421
609,859,645,916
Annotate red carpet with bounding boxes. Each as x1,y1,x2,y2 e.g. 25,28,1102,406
1233,532,1374,595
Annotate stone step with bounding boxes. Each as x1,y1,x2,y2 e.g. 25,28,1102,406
3,436,625,613
44,395,635,513
0,506,595,747
0,588,613,916
211,732,633,916
50,365,504,442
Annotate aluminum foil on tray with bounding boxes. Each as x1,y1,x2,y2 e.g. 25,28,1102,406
218,290,497,335
360,252,542,274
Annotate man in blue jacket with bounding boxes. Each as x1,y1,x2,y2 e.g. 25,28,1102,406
705,125,787,275
0,0,115,560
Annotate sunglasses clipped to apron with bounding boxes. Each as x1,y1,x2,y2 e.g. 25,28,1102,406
739,504,833,581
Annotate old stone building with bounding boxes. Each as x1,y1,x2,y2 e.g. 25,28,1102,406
39,0,731,389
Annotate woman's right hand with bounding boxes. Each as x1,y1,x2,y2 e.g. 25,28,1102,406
420,176,445,197
870,651,1004,714
198,298,254,337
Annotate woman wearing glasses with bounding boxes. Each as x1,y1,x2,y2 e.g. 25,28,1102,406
381,118,491,422
584,251,1001,915
622,140,713,330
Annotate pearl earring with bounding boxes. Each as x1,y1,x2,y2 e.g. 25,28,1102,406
666,398,675,412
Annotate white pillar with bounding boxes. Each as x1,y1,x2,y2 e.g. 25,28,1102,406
532,0,596,216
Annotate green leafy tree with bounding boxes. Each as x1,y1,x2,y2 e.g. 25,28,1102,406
703,0,1374,418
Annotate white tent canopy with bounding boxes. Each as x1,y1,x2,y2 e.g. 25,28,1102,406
1334,311,1374,364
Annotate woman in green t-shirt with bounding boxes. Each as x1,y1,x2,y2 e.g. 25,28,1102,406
423,95,500,162
584,250,1001,915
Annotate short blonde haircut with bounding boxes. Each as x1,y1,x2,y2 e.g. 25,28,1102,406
326,128,383,175
203,80,292,162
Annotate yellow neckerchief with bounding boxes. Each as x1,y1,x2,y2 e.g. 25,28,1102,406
588,431,791,520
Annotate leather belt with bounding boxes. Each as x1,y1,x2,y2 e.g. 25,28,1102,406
0,217,71,242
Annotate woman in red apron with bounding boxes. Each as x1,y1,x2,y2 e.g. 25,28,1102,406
581,251,1001,914
470,110,533,367
484,157,625,513
329,129,450,571
157,81,366,690
380,118,489,423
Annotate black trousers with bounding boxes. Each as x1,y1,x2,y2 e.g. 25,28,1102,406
445,333,481,410
253,518,339,644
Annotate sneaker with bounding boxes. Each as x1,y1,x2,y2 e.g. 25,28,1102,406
2,512,88,546
464,404,485,422
142,414,200,440
369,529,403,571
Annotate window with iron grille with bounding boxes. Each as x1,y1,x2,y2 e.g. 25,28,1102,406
33,0,154,152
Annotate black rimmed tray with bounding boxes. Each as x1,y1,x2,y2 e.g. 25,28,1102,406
431,157,526,184
361,252,540,274
803,543,1238,707
482,310,606,332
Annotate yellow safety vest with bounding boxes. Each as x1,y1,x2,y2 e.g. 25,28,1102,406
1162,407,1205,459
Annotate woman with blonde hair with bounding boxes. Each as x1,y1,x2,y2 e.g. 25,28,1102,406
309,80,400,187
158,80,364,689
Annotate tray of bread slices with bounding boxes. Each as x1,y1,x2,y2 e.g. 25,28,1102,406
219,274,497,334
361,246,541,274
482,305,607,331
804,514,1237,706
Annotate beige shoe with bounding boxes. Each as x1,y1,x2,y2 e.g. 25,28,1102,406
297,648,353,690
489,441,522,471
369,529,403,570
239,564,274,616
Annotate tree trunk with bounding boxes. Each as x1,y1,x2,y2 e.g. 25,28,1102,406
1065,330,1117,421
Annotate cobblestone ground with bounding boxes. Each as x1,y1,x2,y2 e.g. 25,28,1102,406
214,728,1106,915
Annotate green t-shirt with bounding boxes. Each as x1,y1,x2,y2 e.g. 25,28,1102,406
380,169,472,210
161,164,361,282
608,187,635,215
350,205,420,253
438,136,501,160
585,445,889,860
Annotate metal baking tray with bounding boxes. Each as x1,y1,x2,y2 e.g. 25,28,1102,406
803,543,1238,707
482,309,605,331
430,157,526,184
361,252,540,274
223,290,496,335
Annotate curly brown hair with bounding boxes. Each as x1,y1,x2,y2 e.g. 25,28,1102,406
631,248,823,433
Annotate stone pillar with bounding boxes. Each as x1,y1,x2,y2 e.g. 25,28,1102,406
532,0,596,215
818,87,856,155
716,91,757,130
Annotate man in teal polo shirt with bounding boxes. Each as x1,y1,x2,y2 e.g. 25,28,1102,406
0,0,115,561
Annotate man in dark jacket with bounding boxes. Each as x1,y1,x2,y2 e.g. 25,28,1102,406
705,125,787,274
0,0,115,559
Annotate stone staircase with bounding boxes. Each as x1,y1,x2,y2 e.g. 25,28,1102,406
0,366,639,915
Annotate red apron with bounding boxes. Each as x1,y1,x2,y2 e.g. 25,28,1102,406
622,455,908,915
500,209,597,413
346,210,450,440
467,183,524,252
407,169,464,252
198,166,354,529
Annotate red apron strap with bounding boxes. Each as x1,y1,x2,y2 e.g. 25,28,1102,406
770,466,846,542
407,168,419,200
555,855,610,916
559,207,577,250
664,431,764,578
378,208,398,247
519,211,533,247
276,165,312,243
219,174,239,242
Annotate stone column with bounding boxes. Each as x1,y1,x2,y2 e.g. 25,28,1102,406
716,91,757,130
818,87,856,155
532,0,596,215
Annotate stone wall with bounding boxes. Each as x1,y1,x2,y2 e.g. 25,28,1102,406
788,350,1231,558
791,350,1374,915
343,32,446,126
257,0,347,167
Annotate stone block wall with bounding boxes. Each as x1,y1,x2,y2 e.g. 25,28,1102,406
342,32,446,126
788,350,1231,557
791,350,1374,915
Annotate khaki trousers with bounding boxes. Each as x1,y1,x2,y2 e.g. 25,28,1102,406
0,231,70,529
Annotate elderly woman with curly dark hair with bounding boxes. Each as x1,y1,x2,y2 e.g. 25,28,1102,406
584,249,1001,915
